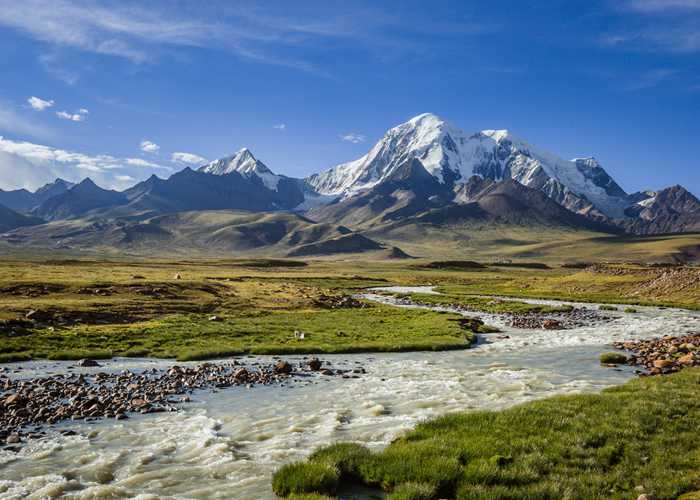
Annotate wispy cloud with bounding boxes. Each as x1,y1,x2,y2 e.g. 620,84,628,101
339,133,366,144
622,0,700,12
125,157,170,170
0,102,54,140
172,151,207,165
27,96,54,111
140,140,160,153
56,108,88,122
605,0,700,53
273,123,287,131
0,0,487,79
0,135,169,190
625,68,678,90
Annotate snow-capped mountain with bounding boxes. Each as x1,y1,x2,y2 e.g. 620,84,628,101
307,113,630,217
199,148,282,191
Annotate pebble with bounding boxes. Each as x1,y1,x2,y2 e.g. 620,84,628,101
0,358,357,445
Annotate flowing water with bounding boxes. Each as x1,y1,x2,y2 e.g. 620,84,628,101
1,288,698,499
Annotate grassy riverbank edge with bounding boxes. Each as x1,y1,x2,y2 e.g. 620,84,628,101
272,368,700,499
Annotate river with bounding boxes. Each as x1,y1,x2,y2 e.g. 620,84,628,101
1,288,698,499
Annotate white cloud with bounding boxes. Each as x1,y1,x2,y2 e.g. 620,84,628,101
273,123,287,131
624,0,700,12
0,102,54,139
172,151,207,165
140,140,160,153
56,110,86,122
339,133,366,144
125,157,170,170
0,135,169,190
27,96,54,111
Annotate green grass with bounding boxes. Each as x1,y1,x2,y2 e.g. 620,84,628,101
272,368,700,499
599,352,628,364
599,305,617,311
0,305,476,362
0,352,31,363
46,349,113,361
624,307,639,313
272,462,340,497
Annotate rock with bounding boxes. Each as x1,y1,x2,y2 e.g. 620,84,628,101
78,359,100,367
233,368,249,382
320,369,334,376
274,361,292,375
25,309,37,320
208,315,222,322
174,274,182,280
542,319,562,330
3,394,23,407
678,353,695,365
637,495,655,500
6,433,20,444
652,359,673,369
308,358,322,371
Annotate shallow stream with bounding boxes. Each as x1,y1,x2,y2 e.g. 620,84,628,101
1,287,698,499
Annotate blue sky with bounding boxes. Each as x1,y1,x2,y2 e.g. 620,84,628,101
0,0,698,195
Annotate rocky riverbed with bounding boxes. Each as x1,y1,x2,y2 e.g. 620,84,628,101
613,332,700,375
0,357,357,448
0,293,697,499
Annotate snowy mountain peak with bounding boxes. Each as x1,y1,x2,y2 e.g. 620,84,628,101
199,148,280,190
307,113,631,217
480,129,512,143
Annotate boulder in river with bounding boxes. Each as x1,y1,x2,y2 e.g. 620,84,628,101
274,361,292,375
77,359,100,367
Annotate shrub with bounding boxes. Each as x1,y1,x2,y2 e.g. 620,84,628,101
599,352,628,364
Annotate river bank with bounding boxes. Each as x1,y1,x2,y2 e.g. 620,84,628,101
0,291,697,498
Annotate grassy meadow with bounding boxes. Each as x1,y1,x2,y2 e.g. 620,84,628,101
0,256,697,362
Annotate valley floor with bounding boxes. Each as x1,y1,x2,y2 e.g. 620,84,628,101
0,257,698,362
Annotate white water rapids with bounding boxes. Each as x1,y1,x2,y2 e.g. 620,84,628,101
0,287,698,499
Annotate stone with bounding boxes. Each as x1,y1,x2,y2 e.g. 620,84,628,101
6,433,20,444
542,319,562,330
3,394,23,407
274,361,292,375
652,359,673,369
208,315,222,322
308,358,322,371
678,354,695,365
78,359,100,367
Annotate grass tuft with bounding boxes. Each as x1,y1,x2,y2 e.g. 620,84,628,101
0,352,32,363
387,482,436,500
272,462,340,497
47,349,113,361
599,352,628,364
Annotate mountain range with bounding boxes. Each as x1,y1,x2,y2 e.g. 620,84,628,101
0,113,697,258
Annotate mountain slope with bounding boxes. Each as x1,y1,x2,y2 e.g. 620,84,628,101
199,148,305,207
0,179,74,214
620,185,700,234
0,203,42,232
2,209,392,257
32,179,127,221
307,158,452,228
119,167,304,217
307,113,630,217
